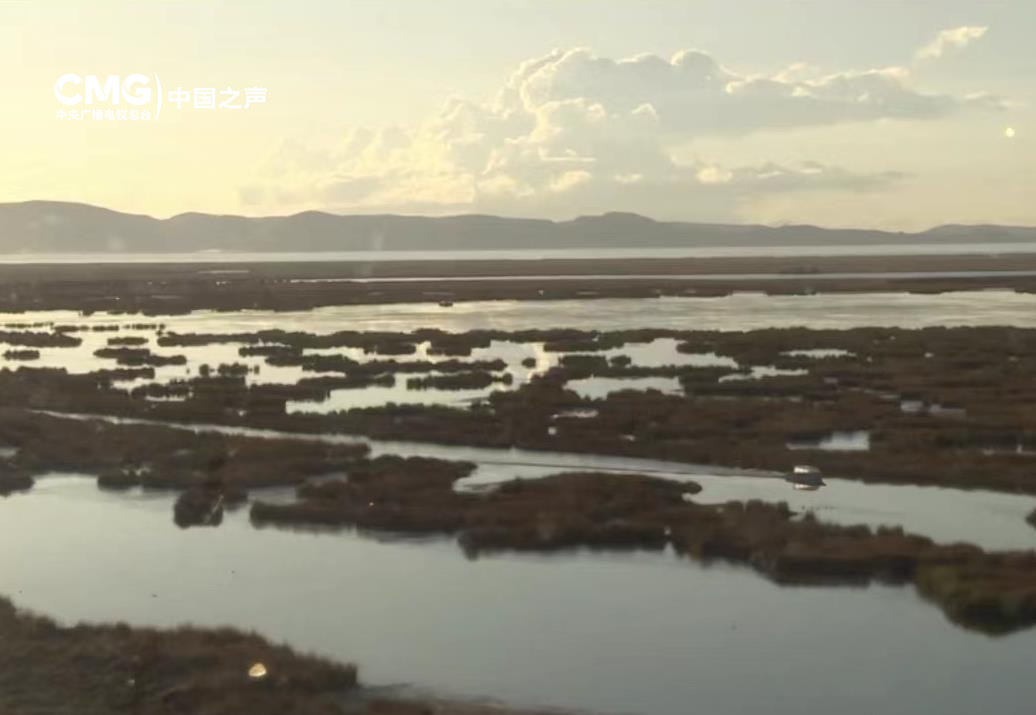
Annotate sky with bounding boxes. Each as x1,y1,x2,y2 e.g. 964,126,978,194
1,0,1033,230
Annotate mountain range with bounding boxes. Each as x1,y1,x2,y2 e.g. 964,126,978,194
1,201,1035,254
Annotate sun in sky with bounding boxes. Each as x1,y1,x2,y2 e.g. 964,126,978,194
1005,126,1017,139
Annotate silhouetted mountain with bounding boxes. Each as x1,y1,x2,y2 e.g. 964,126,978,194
1,201,1034,254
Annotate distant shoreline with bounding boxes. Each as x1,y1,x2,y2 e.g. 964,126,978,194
2,241,1036,265
4,251,1036,277
2,253,1036,314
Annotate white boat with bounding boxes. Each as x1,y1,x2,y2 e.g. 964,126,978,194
785,465,825,490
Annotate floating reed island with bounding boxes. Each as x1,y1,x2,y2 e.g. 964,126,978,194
0,596,560,715
0,408,1033,636
3,325,1036,493
249,461,1036,636
2,321,1036,634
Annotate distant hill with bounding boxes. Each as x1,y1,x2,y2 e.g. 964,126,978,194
1,201,1035,254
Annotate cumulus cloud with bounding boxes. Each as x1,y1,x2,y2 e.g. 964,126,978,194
507,48,996,134
240,46,999,219
916,26,988,60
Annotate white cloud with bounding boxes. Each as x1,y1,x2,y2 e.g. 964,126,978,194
505,48,1001,134
240,46,1000,220
550,170,594,192
696,166,733,185
916,26,988,61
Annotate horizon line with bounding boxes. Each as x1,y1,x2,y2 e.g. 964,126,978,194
3,199,1034,235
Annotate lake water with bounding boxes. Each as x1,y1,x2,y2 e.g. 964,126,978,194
292,269,1036,283
5,291,1036,336
0,330,737,411
567,375,683,400
4,289,1036,430
2,241,1036,264
1,476,1034,715
39,412,1036,552
4,290,1036,713
788,431,872,452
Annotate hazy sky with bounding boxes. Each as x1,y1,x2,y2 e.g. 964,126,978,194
2,0,1033,229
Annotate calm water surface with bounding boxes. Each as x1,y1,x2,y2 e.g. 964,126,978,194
2,242,1036,263
37,412,1036,552
0,477,1034,715
6,291,1036,334
4,292,1036,714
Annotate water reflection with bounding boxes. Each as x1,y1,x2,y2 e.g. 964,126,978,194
2,333,728,412
36,412,1036,551
788,431,872,452
721,366,809,382
3,243,1036,263
5,291,1036,335
784,348,854,359
0,477,1034,715
567,376,682,400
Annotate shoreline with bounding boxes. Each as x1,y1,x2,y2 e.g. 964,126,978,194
0,595,563,715
2,254,1036,314
4,252,1036,278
